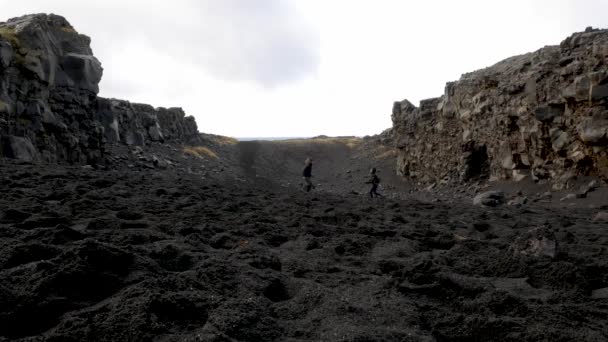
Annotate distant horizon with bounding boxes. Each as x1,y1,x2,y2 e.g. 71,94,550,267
235,137,311,141
234,134,364,141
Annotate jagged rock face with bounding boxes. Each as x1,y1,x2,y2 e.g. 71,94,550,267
0,14,103,163
392,28,608,187
95,98,200,146
0,14,200,164
0,13,101,92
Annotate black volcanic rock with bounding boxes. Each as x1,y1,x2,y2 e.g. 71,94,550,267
0,161,606,341
0,14,200,164
391,28,608,187
94,98,201,146
1,14,102,92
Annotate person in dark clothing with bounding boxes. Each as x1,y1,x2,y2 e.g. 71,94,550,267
366,167,381,198
302,157,314,192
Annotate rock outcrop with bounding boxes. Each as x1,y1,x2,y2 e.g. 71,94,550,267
392,27,608,187
0,14,200,164
95,99,200,146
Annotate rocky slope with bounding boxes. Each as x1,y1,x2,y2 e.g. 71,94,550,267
392,27,608,189
0,14,199,165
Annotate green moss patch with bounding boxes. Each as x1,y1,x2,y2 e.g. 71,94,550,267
0,26,20,48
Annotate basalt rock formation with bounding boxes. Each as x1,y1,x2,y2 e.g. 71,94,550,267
0,14,199,164
392,27,608,188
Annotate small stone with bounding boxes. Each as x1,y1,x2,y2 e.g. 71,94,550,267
591,287,608,299
511,226,557,259
473,191,506,207
132,146,144,155
585,180,599,193
559,193,577,201
592,212,608,222
508,197,528,206
512,170,528,182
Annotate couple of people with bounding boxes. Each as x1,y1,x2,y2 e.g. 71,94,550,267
302,157,382,198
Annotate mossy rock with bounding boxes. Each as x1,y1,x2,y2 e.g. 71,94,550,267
0,26,20,49
59,26,77,34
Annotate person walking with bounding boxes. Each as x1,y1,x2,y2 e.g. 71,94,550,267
366,167,381,198
302,157,314,192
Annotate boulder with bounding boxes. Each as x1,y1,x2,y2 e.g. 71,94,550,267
534,104,565,123
501,153,515,170
511,226,558,259
1,135,40,162
550,129,570,152
563,75,590,102
592,212,608,222
560,193,577,202
59,53,103,93
508,196,528,206
398,99,417,114
473,191,506,207
125,131,145,146
512,169,528,182
538,191,553,200
148,125,164,142
583,180,599,194
578,117,608,145
591,287,608,299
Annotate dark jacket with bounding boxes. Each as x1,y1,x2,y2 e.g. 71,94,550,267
303,163,312,177
367,174,380,185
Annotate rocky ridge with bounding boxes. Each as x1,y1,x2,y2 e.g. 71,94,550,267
392,27,608,189
0,14,200,164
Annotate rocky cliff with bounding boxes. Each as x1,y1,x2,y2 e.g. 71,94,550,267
0,14,200,164
392,27,608,188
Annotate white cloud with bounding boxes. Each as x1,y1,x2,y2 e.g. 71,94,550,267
0,0,606,137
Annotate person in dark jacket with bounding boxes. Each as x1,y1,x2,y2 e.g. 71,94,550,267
302,157,314,192
366,167,381,198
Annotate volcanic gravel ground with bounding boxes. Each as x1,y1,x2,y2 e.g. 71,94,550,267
1,162,607,341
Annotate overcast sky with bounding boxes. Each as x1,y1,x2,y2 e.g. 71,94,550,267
1,1,606,137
